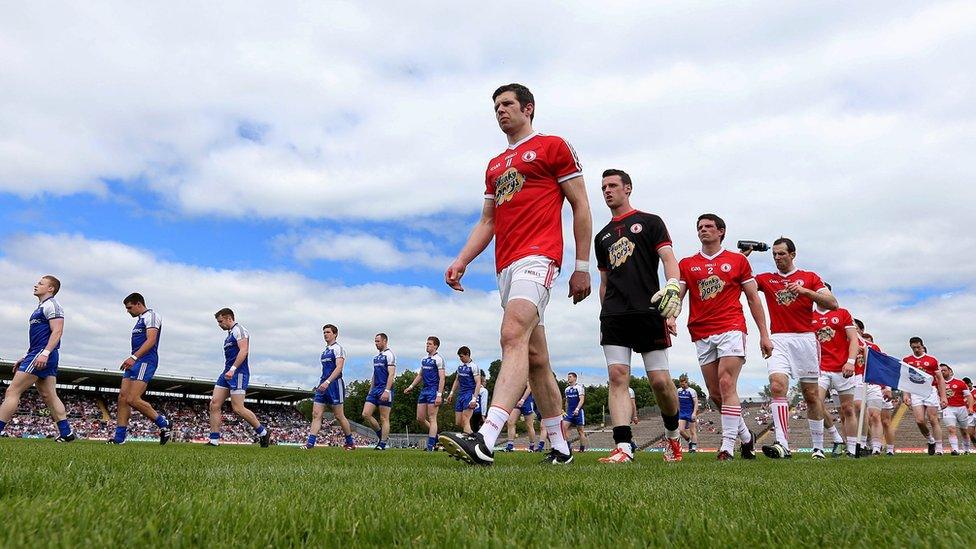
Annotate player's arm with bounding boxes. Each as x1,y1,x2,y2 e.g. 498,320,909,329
33,316,64,369
447,376,459,402
384,365,396,394
598,271,608,304
404,368,421,393
842,326,860,377
806,287,838,310
692,391,699,418
518,385,531,407
436,362,445,405
964,390,973,411
934,368,947,407
446,199,495,292
231,337,249,369
122,327,159,370
470,374,482,410
743,281,773,358
575,392,585,416
325,355,345,385
562,176,592,304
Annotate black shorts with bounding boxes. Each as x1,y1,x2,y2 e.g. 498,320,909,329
600,313,671,353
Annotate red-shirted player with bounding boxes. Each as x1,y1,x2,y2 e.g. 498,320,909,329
745,237,838,459
902,336,947,455
813,300,860,457
966,377,976,454
441,83,592,466
854,327,892,455
939,363,972,455
675,213,773,461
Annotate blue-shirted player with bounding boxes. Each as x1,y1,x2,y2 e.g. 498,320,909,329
304,323,356,450
447,346,481,434
405,336,446,451
677,374,699,452
362,333,396,449
562,372,587,451
505,384,538,452
0,276,75,442
473,373,490,432
107,293,172,445
208,308,270,447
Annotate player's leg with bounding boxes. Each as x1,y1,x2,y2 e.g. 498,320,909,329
0,371,39,435
209,387,230,445
35,375,74,440
800,380,826,455
820,384,844,451
379,405,391,444
505,409,521,451
942,408,958,454
716,354,751,458
577,422,587,451
528,324,573,461
306,402,326,448
867,407,883,454
361,401,380,431
425,402,439,451
645,356,682,461
230,393,270,446
881,408,895,454
525,413,537,446
331,404,356,449
689,420,698,447
837,392,857,455
460,408,474,434
678,418,691,442
927,405,943,454
766,372,791,451
416,403,430,432
601,352,636,461
911,401,931,441
125,379,171,443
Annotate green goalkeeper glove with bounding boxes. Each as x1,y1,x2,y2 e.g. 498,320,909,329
651,278,682,318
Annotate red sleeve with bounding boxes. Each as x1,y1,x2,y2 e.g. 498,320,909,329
808,272,827,292
549,138,583,183
738,255,754,284
842,309,855,328
484,165,495,200
678,258,689,283
755,273,769,293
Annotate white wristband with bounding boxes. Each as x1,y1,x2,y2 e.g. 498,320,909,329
575,260,590,272
130,354,139,361
229,366,237,372
40,350,51,357
846,359,856,365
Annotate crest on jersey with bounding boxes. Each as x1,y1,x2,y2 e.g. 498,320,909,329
698,275,725,301
630,223,643,234
775,289,798,306
494,167,525,205
831,317,839,324
608,237,636,268
816,326,836,342
946,387,955,398
522,150,537,162
721,263,732,273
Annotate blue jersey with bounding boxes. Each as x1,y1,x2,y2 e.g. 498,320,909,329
419,353,445,389
456,361,480,393
131,309,162,364
320,342,345,382
223,323,250,373
565,384,585,413
28,298,63,353
372,348,397,389
677,386,697,415
476,387,490,415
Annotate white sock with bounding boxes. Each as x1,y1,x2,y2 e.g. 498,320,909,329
737,417,752,443
826,424,843,444
935,441,943,453
886,444,894,453
845,436,857,454
949,436,958,452
927,434,936,444
808,419,824,451
478,407,509,448
721,406,741,453
772,398,790,450
617,442,633,457
542,416,570,455
871,440,881,452
963,437,970,452
858,435,867,445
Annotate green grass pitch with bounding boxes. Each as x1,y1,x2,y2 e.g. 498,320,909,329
1,439,973,547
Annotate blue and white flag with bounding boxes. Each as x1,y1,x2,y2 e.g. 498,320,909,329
864,348,934,398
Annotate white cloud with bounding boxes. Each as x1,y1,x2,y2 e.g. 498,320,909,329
285,230,454,272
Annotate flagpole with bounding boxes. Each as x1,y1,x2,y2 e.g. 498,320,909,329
855,349,870,458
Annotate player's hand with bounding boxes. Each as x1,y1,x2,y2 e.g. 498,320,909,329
446,392,453,402
34,354,49,368
445,260,467,292
741,248,753,257
842,362,855,378
317,382,329,392
567,271,591,304
404,386,413,394
785,281,807,297
121,357,135,371
468,400,477,410
224,369,234,380
903,394,912,406
380,390,390,402
651,279,682,318
883,388,892,401
666,317,678,336
12,359,22,372
435,395,442,405
760,335,773,359
940,397,948,409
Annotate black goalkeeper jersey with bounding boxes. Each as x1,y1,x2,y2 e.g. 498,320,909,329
595,209,672,317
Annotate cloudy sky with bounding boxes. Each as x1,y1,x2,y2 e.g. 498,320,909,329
1,2,973,395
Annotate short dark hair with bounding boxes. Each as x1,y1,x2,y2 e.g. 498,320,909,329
909,336,923,345
941,363,952,372
492,83,535,121
824,282,832,291
323,323,338,335
854,318,864,330
123,292,145,306
963,377,972,386
427,336,440,348
773,237,796,253
602,169,633,189
376,333,388,342
862,332,873,341
697,214,726,242
42,275,61,295
679,373,689,382
568,372,577,378
214,307,235,320
457,346,471,357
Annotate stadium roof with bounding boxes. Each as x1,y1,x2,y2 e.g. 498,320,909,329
0,360,313,404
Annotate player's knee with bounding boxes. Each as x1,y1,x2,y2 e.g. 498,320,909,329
650,377,670,393
209,400,221,413
718,373,735,395
231,402,246,414
608,365,629,387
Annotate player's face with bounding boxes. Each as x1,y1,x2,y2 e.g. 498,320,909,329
494,91,531,135
771,243,795,272
33,278,52,297
323,328,336,344
568,375,576,385
374,335,385,351
216,315,234,330
910,341,924,356
680,379,688,388
601,176,630,209
458,353,469,363
940,365,951,379
425,340,437,354
696,219,723,245
124,301,145,317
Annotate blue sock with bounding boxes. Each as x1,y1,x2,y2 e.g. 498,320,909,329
307,434,317,447
375,429,382,440
209,432,220,441
0,419,7,434
427,436,436,449
114,425,127,442
155,415,169,428
345,434,354,445
254,424,267,436
57,419,71,437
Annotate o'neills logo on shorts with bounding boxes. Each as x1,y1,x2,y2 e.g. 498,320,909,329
609,237,635,268
494,168,525,205
775,289,798,306
698,275,725,301
816,326,836,343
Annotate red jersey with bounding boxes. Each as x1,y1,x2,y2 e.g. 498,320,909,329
678,249,753,341
755,269,827,334
944,377,970,408
902,353,939,385
484,132,582,272
813,308,856,372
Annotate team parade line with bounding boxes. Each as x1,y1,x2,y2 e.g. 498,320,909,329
2,83,971,463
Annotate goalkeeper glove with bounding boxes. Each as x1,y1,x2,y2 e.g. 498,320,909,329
651,278,682,318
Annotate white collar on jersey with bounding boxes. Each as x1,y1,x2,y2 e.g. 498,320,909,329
775,267,799,277
507,131,540,150
698,248,727,261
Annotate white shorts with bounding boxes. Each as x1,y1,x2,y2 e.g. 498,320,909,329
818,371,856,395
694,331,746,367
911,390,940,409
943,406,969,428
603,346,670,372
497,255,558,326
767,332,820,382
968,415,976,428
